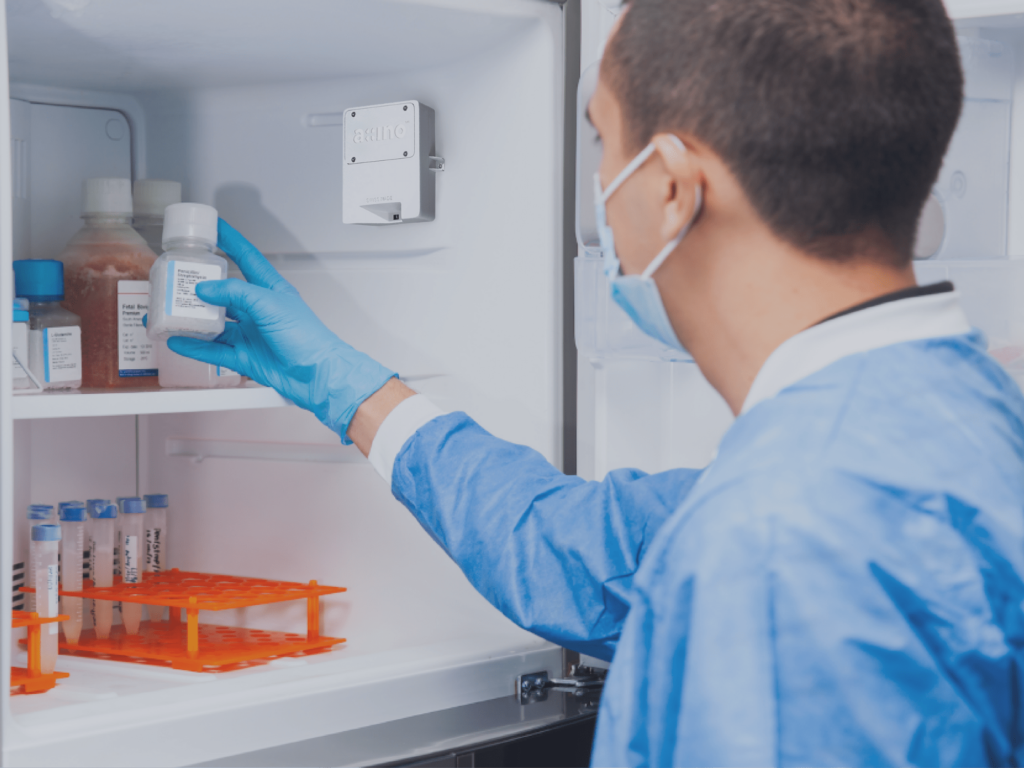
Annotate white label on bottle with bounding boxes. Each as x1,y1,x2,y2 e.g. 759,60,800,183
146,527,162,573
216,365,237,377
46,563,59,633
124,535,140,583
43,326,82,383
167,261,220,320
118,280,157,378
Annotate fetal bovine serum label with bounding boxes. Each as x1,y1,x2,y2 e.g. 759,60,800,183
167,261,220,320
118,280,157,378
43,326,82,383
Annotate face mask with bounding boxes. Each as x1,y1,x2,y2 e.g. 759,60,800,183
594,137,703,357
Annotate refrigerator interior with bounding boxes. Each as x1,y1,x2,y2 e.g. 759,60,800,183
573,1,1024,481
1,0,573,765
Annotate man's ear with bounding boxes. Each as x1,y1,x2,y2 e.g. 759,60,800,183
652,133,703,242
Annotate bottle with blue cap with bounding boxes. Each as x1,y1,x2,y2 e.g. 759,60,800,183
27,504,54,612
12,259,82,390
31,524,61,675
12,272,31,389
144,494,169,621
59,505,88,646
120,497,147,634
88,501,117,639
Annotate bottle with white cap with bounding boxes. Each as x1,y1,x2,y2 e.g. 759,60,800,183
132,179,182,254
147,203,228,342
56,178,158,388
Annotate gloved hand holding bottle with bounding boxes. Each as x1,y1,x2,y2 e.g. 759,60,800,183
167,220,397,444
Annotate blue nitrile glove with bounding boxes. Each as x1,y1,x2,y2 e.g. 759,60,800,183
167,219,397,444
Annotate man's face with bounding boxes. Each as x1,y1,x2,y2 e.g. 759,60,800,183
589,71,672,277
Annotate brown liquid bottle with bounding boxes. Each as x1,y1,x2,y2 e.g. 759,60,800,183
57,178,159,388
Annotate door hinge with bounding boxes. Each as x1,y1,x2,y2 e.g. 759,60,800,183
516,664,606,704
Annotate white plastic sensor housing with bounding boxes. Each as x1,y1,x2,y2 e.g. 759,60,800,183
342,100,441,225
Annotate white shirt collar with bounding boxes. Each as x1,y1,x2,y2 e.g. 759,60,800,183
741,290,973,415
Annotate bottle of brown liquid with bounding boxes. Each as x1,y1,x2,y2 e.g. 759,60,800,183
58,178,159,388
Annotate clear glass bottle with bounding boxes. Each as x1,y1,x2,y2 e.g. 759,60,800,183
157,338,241,388
147,203,227,341
57,178,158,388
132,179,182,254
13,260,82,390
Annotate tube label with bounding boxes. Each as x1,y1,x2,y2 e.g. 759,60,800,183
43,326,82,383
123,535,140,583
118,280,157,377
146,527,162,573
46,563,58,633
167,261,220,320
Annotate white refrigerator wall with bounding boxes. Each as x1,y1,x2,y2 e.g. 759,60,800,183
2,1,574,764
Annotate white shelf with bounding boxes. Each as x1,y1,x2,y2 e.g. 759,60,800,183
11,382,291,420
946,0,1024,22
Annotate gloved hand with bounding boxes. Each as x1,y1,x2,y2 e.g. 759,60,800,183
168,219,397,444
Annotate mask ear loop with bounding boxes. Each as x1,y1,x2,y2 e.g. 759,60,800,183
599,143,657,202
641,136,703,279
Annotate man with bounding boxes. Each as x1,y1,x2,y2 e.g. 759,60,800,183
171,0,1024,764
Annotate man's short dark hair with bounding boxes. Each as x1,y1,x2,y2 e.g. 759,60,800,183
604,0,964,264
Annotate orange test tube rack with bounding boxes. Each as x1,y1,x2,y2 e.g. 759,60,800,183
23,570,346,672
11,610,70,695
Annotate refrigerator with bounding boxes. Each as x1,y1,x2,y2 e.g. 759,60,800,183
0,0,1019,765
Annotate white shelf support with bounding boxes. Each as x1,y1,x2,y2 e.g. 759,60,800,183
166,437,366,465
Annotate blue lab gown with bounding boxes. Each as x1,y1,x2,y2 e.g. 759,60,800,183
391,331,1024,766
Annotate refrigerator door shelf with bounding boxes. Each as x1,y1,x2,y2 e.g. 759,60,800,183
914,259,1024,385
575,255,694,363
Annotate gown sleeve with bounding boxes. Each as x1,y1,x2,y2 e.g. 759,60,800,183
390,412,703,660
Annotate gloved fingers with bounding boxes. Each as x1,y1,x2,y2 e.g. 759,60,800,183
167,335,243,372
195,278,281,323
217,219,296,294
212,321,246,348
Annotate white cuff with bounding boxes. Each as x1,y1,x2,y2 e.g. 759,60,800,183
368,394,445,486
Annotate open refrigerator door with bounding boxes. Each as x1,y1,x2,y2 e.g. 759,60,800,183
574,0,1024,480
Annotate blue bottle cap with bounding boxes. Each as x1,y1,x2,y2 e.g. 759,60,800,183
28,504,53,520
59,500,85,512
144,494,169,508
122,497,146,514
87,499,114,518
12,305,28,323
60,505,88,522
92,504,118,520
31,524,61,542
13,260,64,302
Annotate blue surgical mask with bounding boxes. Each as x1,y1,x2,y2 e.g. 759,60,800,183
594,137,702,357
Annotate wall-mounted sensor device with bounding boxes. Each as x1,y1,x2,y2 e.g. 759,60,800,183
342,100,443,225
